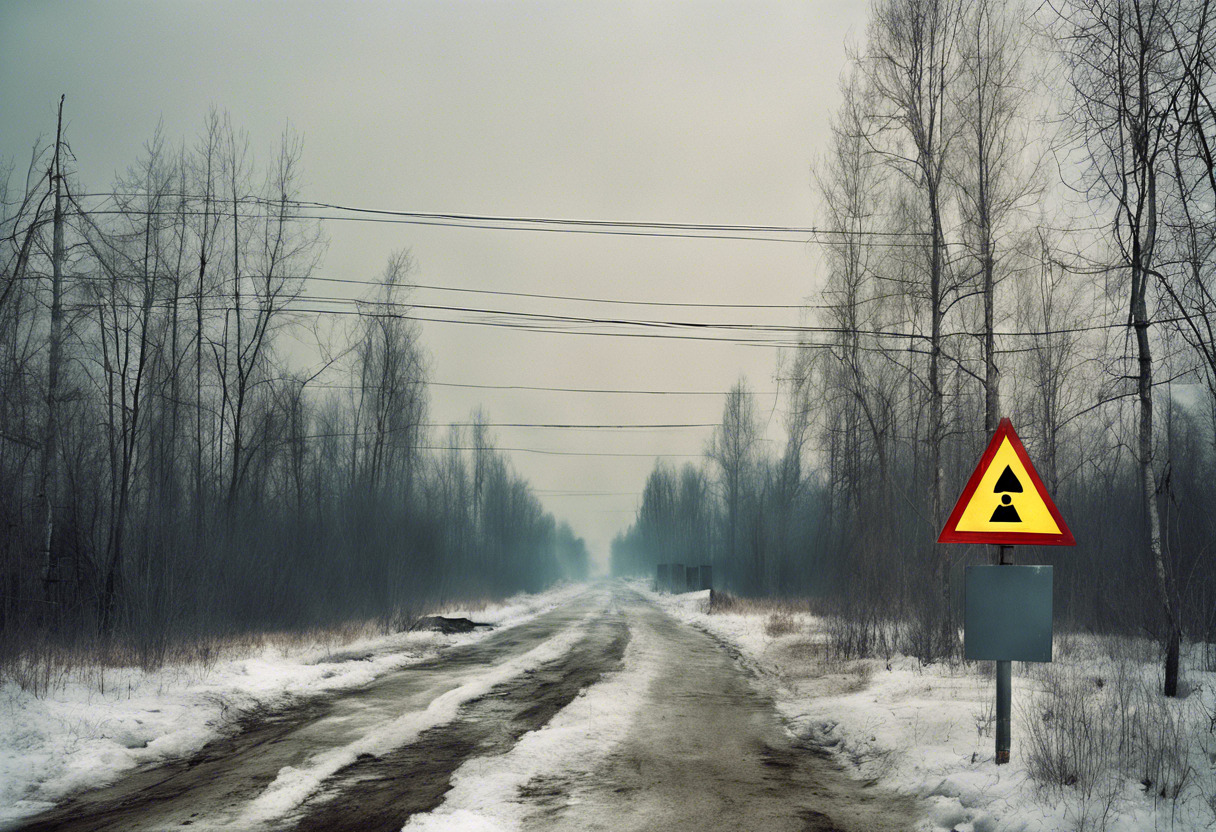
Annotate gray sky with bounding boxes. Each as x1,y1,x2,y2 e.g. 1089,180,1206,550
1,0,869,566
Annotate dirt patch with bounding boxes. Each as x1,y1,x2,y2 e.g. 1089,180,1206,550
414,615,493,634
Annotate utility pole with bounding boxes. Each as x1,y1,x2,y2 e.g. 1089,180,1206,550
38,95,67,610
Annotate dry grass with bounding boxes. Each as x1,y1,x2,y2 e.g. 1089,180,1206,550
0,609,432,698
432,594,500,614
764,633,876,695
764,611,801,637
703,591,878,692
707,590,821,617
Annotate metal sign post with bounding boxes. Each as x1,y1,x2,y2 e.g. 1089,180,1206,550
942,418,1074,766
996,544,1012,765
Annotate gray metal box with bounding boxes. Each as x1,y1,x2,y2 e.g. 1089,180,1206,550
964,565,1053,662
670,563,686,593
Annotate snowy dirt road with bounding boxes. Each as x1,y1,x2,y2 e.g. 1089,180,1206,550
12,584,919,832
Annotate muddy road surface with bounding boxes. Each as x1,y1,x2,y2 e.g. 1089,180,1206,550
14,584,919,832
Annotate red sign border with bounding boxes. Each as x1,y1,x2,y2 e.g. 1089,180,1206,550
938,417,1076,546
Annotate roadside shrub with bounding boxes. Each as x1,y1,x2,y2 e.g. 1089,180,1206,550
822,603,898,665
1022,665,1116,795
765,611,799,637
1023,658,1206,828
707,590,741,614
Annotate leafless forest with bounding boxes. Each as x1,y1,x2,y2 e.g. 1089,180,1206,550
613,0,1216,697
0,104,592,672
2,0,1214,706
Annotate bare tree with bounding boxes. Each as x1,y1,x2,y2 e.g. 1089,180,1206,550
1012,230,1091,494
1059,0,1185,695
213,123,323,509
953,0,1043,433
865,0,964,540
352,249,426,497
1159,0,1216,443
81,126,183,633
187,110,226,541
708,378,760,591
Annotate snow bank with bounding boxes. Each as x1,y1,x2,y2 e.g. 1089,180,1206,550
643,583,1216,832
0,583,584,830
402,613,663,832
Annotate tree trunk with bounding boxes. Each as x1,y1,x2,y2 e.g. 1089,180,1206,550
1131,162,1179,696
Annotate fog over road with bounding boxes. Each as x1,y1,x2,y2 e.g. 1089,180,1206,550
15,584,919,832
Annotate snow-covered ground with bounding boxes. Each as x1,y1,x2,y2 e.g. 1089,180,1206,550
0,582,585,829
647,584,1216,832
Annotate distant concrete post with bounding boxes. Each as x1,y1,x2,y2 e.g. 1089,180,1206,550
657,564,671,593
671,563,685,593
698,564,713,591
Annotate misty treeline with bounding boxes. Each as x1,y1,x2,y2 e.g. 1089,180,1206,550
615,0,1216,695
0,104,589,665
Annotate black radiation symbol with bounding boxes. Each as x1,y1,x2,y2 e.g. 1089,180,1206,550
989,466,1023,522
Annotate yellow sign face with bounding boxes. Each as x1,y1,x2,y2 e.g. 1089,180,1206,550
953,437,1061,535
940,418,1074,545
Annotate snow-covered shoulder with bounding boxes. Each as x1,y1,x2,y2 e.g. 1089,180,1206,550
640,581,1216,832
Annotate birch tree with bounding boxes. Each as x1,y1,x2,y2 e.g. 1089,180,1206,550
1059,0,1185,695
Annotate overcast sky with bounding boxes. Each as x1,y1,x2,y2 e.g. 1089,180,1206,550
1,0,870,566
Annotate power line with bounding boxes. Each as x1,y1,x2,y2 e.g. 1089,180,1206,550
427,422,715,430
534,490,640,495
66,206,860,245
264,300,1163,353
428,381,777,396
296,440,700,458
5,269,827,310
390,280,814,310
62,298,1139,357
69,207,822,244
242,378,777,396
283,196,926,237
295,293,817,334
72,192,931,247
63,293,1159,356
49,275,1155,343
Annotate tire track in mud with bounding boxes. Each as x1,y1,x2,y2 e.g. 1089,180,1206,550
11,589,613,832
288,609,629,832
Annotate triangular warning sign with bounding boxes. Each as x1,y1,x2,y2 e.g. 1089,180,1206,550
939,418,1075,546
